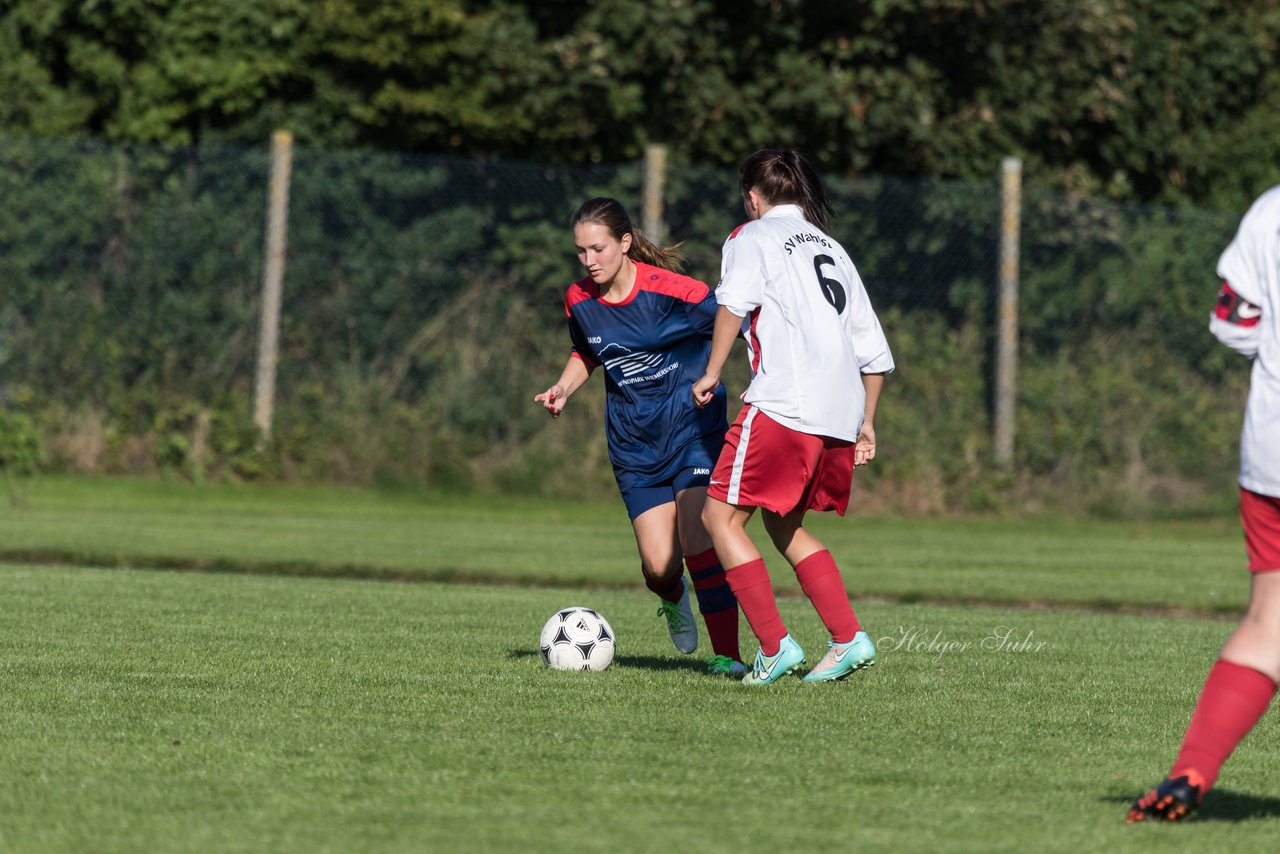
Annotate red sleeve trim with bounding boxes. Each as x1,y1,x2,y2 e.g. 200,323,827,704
564,278,599,317
571,350,599,370
1216,280,1262,327
747,307,762,373
727,223,748,240
634,262,710,304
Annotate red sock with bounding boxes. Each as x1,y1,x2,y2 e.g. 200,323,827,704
685,548,741,662
1172,659,1277,790
724,558,786,656
642,565,683,604
793,550,860,644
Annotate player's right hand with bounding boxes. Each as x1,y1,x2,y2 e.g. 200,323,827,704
854,424,877,466
534,384,568,418
691,374,718,409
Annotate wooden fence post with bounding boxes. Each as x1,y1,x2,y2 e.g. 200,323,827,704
254,130,293,447
995,156,1022,470
643,144,668,244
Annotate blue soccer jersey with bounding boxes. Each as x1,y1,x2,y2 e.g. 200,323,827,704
565,261,728,487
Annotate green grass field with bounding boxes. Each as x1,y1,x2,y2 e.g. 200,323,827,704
0,477,1251,613
1,477,1277,852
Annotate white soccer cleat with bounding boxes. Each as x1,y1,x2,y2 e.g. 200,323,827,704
656,581,699,654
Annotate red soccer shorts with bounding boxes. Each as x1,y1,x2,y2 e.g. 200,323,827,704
1240,487,1280,573
707,405,854,516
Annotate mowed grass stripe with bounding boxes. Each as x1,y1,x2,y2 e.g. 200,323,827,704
0,477,1250,615
1,564,1277,853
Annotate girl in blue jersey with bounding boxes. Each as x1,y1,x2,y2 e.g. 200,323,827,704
535,197,745,674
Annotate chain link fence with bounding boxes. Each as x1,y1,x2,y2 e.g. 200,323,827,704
0,136,1250,514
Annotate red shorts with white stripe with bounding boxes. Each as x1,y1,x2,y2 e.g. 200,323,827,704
1241,487,1280,573
707,405,855,516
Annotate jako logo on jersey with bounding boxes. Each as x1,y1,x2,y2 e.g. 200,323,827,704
598,343,663,377
587,336,602,344
692,468,710,475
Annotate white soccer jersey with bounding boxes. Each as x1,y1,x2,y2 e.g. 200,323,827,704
716,204,894,442
1213,185,1280,498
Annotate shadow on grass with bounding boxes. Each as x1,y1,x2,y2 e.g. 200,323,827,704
1102,788,1280,822
507,648,703,673
612,654,705,672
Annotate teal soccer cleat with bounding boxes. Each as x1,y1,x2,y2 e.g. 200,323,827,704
741,634,806,686
801,631,876,683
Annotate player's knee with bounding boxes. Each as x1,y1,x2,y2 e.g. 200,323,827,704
761,512,798,549
700,503,724,537
641,554,682,581
678,529,714,558
1240,610,1280,646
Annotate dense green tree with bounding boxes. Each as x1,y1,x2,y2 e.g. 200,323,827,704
2,0,1279,206
0,0,311,143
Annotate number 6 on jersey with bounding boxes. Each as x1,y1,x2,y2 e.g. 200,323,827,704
813,254,846,313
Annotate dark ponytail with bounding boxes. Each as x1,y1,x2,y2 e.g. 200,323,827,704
570,197,685,272
738,149,834,232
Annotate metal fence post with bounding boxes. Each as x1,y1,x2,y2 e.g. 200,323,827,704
253,130,293,446
643,144,667,245
995,156,1022,470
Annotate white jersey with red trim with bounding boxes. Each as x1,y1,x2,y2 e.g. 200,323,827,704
1213,185,1280,498
715,204,894,442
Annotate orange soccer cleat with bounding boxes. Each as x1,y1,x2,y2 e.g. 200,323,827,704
1126,769,1206,823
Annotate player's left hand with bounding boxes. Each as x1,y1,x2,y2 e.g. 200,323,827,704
854,424,876,466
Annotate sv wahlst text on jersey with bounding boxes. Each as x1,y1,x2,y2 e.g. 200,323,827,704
782,231,833,255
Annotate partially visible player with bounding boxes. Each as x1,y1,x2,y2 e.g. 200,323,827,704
692,149,894,686
535,197,746,675
1128,185,1280,822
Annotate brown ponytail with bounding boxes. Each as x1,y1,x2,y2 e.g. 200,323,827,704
738,149,834,232
571,197,686,272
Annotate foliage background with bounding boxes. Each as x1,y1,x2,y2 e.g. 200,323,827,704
0,137,1249,516
3,0,1280,209
2,0,1277,516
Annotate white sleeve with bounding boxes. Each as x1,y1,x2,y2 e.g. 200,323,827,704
1209,315,1260,358
1217,227,1267,308
1211,188,1279,357
841,254,895,374
854,311,896,374
1217,188,1280,307
715,228,766,318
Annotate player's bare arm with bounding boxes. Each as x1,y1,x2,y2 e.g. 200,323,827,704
535,356,592,418
855,372,887,466
692,306,745,408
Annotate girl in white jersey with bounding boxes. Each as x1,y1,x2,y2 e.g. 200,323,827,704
1128,185,1280,822
692,149,894,686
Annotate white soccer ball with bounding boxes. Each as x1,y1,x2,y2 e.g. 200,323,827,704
539,606,615,671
